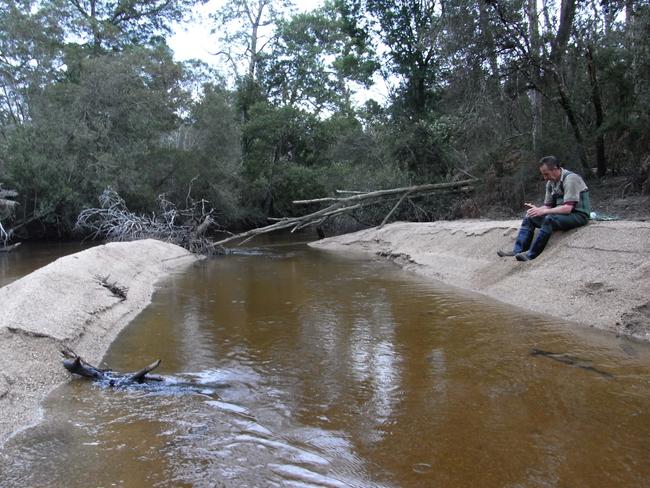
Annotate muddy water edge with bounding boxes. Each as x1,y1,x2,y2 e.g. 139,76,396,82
2,238,650,487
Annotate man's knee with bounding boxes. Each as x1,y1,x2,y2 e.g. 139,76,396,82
542,215,557,226
522,216,541,228
538,215,557,232
544,214,585,231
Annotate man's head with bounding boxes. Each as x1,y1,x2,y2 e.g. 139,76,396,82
539,155,562,182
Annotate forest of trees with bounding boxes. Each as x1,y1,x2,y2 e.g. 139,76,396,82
0,0,648,240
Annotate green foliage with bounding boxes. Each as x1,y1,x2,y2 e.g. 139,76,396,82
184,82,244,225
60,0,200,53
261,3,378,112
0,0,64,129
1,45,189,235
363,0,443,116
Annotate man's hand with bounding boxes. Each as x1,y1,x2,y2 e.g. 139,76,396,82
525,202,573,217
525,203,546,218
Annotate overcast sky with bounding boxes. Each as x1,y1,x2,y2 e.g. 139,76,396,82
168,0,324,66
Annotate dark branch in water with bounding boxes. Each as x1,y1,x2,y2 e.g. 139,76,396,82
60,348,229,393
61,348,163,385
530,348,613,378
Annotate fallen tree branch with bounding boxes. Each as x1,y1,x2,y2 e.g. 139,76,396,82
379,190,412,228
0,184,20,249
293,179,477,205
61,348,163,385
212,178,477,247
76,188,225,256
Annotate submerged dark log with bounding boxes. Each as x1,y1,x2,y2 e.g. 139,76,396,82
530,348,613,378
61,349,163,386
61,349,230,392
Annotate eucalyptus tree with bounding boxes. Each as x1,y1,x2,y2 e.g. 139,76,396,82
482,0,649,176
577,0,650,176
335,0,456,180
211,0,293,80
481,0,598,169
362,0,443,117
60,0,200,53
261,1,378,113
210,0,294,124
185,81,244,225
0,0,64,133
235,1,383,218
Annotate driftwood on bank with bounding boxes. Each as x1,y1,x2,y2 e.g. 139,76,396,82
0,185,19,251
212,178,477,247
76,187,224,255
74,178,476,253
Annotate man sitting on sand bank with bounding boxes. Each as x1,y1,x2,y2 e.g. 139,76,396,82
497,155,590,262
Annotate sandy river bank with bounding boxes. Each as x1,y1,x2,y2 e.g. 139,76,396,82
0,239,199,445
311,219,650,340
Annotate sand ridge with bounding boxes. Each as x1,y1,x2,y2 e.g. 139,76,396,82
311,219,650,339
0,239,200,445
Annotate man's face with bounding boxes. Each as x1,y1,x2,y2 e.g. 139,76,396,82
539,165,561,182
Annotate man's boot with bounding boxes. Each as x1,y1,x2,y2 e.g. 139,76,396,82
519,228,552,260
497,249,517,257
499,217,536,257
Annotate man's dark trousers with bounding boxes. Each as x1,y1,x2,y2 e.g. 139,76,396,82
513,213,588,259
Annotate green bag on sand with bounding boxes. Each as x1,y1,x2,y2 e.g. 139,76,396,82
589,211,620,221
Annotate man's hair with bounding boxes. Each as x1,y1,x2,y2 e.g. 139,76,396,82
539,155,560,169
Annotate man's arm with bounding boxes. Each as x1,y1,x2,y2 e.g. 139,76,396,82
525,202,574,217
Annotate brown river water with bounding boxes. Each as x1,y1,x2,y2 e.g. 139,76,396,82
1,238,650,487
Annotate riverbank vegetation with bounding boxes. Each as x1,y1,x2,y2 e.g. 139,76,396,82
1,0,648,242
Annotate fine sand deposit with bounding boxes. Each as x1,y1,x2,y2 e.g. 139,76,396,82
0,239,199,445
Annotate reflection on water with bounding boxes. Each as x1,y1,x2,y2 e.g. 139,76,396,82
2,240,650,487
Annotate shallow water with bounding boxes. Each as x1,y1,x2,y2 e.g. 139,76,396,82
2,239,650,487
0,241,97,288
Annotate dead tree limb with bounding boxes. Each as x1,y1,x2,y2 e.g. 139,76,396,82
76,188,225,256
292,179,477,205
212,178,477,247
60,349,230,392
379,190,412,229
61,348,163,385
0,184,20,250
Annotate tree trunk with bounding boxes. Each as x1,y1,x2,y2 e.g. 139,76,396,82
555,75,589,171
550,0,577,65
478,0,502,97
586,44,607,177
527,0,543,155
